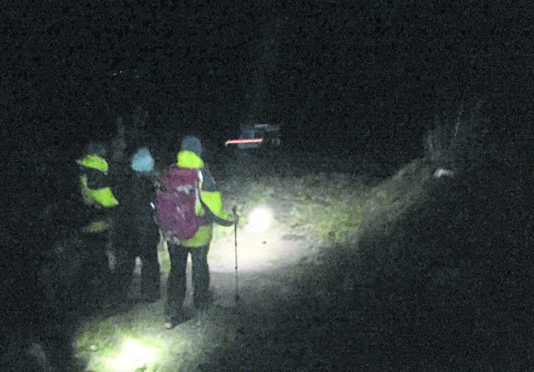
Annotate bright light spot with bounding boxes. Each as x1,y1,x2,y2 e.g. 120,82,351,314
433,167,455,178
110,338,158,372
248,207,273,232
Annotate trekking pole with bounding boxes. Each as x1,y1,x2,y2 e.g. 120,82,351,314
232,205,240,303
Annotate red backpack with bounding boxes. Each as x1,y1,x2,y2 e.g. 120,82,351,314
156,165,201,241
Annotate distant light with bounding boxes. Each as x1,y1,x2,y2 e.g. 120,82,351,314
248,207,272,232
225,138,264,146
110,338,158,372
433,168,455,178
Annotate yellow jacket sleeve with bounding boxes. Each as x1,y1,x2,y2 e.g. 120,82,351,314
200,190,233,226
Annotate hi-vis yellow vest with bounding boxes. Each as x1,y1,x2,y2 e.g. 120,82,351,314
77,154,118,232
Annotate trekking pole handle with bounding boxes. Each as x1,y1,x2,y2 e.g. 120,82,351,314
232,205,239,225
232,206,238,246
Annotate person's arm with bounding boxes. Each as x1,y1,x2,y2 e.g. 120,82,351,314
199,168,234,226
80,160,119,208
85,166,108,190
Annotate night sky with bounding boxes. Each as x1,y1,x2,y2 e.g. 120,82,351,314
1,0,533,355
4,1,532,151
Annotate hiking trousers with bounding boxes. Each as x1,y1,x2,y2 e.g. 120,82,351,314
78,230,113,312
112,217,161,301
165,243,210,321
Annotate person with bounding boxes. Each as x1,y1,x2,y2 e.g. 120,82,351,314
163,135,235,329
76,141,119,311
111,146,161,303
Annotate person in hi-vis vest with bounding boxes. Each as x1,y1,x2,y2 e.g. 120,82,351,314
76,141,119,311
164,136,235,329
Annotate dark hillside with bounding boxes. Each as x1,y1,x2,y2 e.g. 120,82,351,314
328,143,534,368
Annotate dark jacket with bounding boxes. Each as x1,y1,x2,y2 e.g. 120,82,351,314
120,168,158,223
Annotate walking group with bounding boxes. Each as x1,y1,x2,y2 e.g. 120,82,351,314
76,125,236,329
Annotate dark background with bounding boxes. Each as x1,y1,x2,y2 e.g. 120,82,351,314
1,0,532,363
4,1,532,153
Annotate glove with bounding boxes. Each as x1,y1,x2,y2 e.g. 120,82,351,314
232,206,239,224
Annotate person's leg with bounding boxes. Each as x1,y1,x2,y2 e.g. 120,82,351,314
111,219,136,301
79,231,112,313
165,243,189,326
139,224,161,302
190,245,211,310
111,237,136,301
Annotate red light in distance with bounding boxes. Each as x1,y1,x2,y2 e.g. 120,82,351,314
225,138,264,145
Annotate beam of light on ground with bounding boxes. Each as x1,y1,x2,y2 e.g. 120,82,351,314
109,338,159,372
210,206,304,274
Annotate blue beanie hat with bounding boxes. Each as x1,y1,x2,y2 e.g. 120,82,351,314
131,147,155,173
181,136,202,157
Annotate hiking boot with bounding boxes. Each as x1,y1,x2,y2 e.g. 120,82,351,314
194,301,211,313
164,313,186,329
194,291,213,312
138,293,160,304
